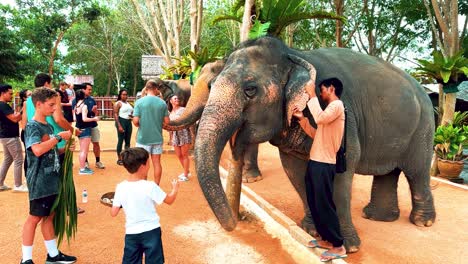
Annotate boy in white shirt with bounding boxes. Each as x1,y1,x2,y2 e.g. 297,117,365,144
111,147,179,264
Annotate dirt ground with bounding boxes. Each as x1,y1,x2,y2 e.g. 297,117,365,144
231,144,468,264
1,120,467,264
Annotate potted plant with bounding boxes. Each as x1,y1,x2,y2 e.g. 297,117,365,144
433,124,468,178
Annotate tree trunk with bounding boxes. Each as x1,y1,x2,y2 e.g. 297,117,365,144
190,0,203,71
429,0,459,125
334,0,344,47
48,30,66,76
240,0,254,42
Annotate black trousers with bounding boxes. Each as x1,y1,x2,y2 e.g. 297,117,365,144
305,160,344,247
116,117,133,159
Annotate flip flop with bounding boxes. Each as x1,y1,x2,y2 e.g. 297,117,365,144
320,251,348,262
305,240,332,249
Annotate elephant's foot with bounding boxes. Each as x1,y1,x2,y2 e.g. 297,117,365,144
410,206,436,227
242,167,263,183
362,203,400,222
300,217,318,237
343,235,361,253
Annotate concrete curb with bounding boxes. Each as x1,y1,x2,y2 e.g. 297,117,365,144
218,166,347,264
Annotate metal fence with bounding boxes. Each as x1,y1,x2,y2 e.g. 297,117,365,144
14,96,137,120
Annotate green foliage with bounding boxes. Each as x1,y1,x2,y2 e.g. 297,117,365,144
434,124,468,161
451,111,468,128
212,0,344,38
0,5,24,82
188,47,221,80
159,55,193,80
249,20,271,39
415,50,468,84
52,137,78,246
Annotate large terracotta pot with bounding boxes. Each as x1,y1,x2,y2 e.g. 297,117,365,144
437,158,464,178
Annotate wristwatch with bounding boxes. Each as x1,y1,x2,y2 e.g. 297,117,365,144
54,134,63,143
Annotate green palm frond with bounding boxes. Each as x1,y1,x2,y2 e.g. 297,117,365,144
249,20,271,39
270,11,345,36
212,14,243,24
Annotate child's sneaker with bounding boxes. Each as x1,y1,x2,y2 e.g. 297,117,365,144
20,259,34,264
45,251,77,263
79,168,94,175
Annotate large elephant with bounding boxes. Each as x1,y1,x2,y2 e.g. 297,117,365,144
194,37,436,252
161,61,263,182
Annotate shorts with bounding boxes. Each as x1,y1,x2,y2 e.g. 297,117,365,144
123,228,164,264
78,127,92,138
91,126,100,142
29,194,58,217
136,143,163,155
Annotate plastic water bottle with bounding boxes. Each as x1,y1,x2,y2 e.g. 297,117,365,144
82,189,88,203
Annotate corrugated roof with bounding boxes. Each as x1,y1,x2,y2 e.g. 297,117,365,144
424,81,468,102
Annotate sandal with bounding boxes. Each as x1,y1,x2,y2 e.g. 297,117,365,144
320,251,347,262
305,240,332,249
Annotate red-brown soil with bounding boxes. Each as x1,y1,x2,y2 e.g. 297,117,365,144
1,121,467,264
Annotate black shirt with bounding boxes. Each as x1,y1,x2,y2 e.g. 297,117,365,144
0,101,19,138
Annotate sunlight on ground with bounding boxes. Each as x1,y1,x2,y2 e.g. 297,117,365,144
173,220,264,264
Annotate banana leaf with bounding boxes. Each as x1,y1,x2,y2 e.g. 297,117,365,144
51,134,78,246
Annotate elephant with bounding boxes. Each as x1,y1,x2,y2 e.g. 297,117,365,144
161,61,264,182
193,36,436,253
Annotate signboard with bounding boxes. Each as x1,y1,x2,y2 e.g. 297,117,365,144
142,55,167,80
64,75,94,85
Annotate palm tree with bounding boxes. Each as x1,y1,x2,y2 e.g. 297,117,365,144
213,0,344,39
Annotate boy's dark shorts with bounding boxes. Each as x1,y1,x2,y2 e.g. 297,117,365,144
29,194,57,217
123,227,164,264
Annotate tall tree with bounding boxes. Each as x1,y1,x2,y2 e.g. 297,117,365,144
130,0,187,65
16,0,101,77
190,0,204,70
424,0,463,125
0,5,24,82
352,0,428,61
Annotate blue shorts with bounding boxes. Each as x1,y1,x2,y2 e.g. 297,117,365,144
78,127,92,138
123,227,164,264
136,143,163,155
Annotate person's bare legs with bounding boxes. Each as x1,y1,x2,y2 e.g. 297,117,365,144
79,138,91,169
174,144,190,177
151,154,162,185
22,215,41,246
40,212,56,241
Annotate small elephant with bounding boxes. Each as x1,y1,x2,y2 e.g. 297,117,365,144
194,37,436,253
162,61,263,182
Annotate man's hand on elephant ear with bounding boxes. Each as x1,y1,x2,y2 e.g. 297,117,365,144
305,80,316,98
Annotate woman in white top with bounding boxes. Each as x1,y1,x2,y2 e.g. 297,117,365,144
168,95,192,181
114,89,134,165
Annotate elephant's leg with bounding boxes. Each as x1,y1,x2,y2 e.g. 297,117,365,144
277,151,316,234
334,169,361,253
401,127,436,227
362,169,401,221
242,144,263,183
403,168,436,227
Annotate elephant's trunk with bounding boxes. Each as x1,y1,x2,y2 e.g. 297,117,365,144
195,81,243,231
163,60,225,131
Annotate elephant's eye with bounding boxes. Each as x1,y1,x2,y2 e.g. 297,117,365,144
244,85,257,98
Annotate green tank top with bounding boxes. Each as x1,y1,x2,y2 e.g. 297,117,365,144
26,96,66,148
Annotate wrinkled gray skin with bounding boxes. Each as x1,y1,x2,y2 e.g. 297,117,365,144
161,62,262,182
194,37,436,253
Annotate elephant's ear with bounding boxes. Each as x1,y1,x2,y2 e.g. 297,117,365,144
284,54,317,127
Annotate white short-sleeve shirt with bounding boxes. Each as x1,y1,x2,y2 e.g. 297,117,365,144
113,180,167,234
